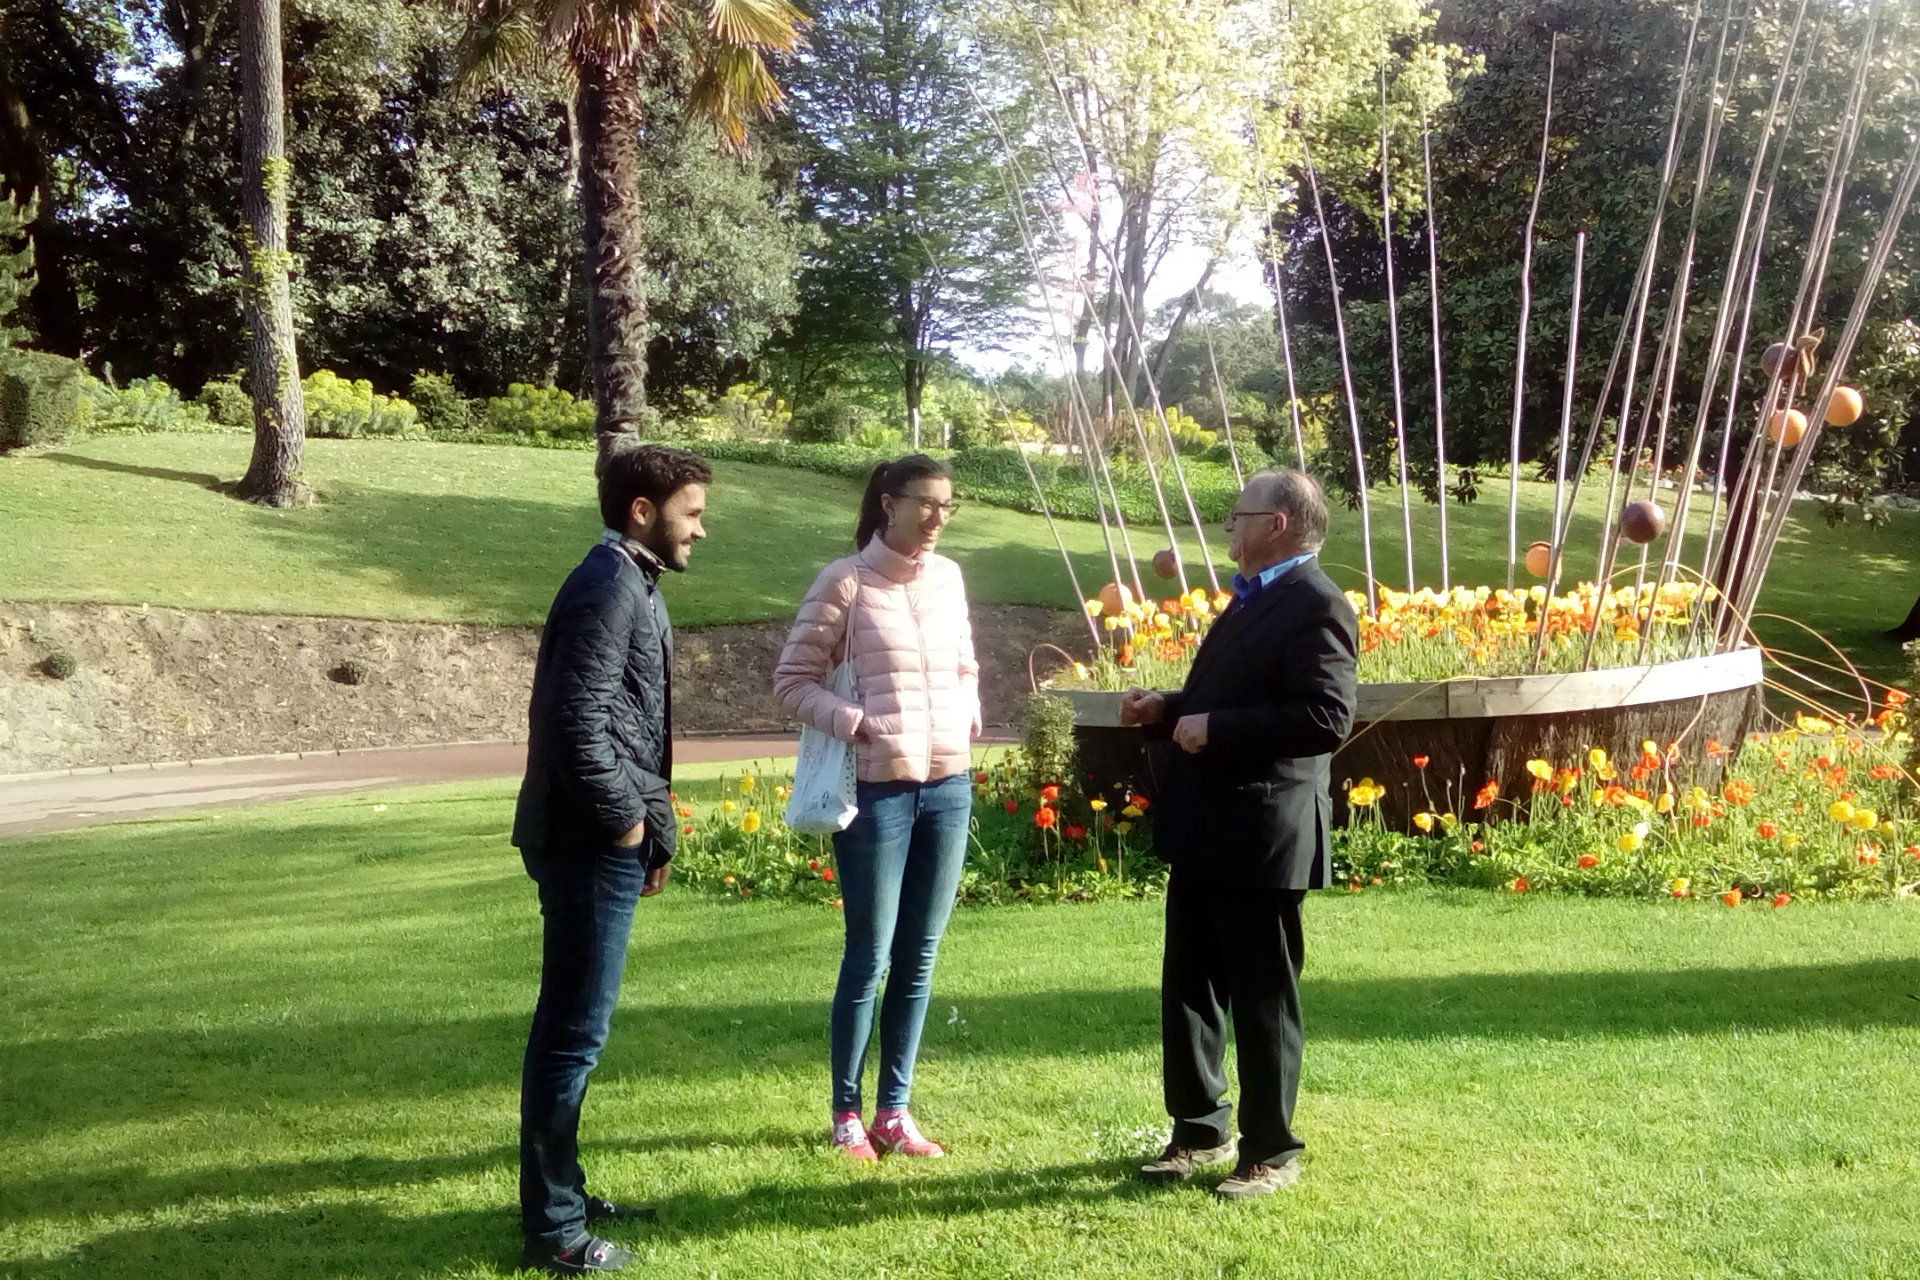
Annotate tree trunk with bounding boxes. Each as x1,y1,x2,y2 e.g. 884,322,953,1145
0,39,83,357
1890,589,1920,643
233,0,309,508
544,95,583,388
577,63,650,473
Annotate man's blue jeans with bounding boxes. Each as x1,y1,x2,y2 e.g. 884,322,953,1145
519,843,645,1249
829,773,972,1114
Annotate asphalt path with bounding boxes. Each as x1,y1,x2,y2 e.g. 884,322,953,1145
0,736,802,840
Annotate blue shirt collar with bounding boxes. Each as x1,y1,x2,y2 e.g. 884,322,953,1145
1231,552,1314,599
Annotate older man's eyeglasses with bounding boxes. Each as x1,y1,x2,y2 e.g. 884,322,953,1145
1224,509,1279,530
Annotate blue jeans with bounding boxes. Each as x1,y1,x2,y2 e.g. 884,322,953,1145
829,774,972,1114
519,843,645,1249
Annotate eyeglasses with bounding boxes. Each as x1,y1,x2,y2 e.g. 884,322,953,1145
896,495,963,516
1224,509,1279,529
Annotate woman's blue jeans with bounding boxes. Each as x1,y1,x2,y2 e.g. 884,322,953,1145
829,773,972,1114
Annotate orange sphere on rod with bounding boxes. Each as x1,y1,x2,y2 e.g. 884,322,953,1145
1767,408,1807,448
1524,541,1556,578
1096,581,1135,618
1151,548,1181,579
1825,386,1863,426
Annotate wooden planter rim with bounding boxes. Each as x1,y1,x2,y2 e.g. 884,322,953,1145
1058,647,1764,727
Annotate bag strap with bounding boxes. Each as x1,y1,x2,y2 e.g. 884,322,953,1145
839,561,862,700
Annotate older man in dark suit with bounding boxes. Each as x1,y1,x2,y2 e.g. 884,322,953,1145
513,445,710,1274
1121,467,1358,1202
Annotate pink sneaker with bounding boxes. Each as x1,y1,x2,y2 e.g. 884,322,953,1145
871,1108,945,1157
831,1111,877,1161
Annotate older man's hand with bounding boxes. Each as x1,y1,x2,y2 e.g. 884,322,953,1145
1119,687,1167,726
1172,713,1210,753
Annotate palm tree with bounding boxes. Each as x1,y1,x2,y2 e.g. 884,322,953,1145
461,0,806,470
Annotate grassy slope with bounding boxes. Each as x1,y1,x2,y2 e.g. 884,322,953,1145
2,434,1914,680
3,781,1920,1278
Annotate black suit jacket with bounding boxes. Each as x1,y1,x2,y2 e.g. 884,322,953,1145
1149,559,1359,889
512,542,676,867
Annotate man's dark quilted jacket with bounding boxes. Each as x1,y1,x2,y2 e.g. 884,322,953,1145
513,542,675,866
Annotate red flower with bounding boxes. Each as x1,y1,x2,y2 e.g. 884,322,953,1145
1064,824,1088,840
1040,784,1061,802
1035,805,1058,829
1578,853,1599,869
1772,892,1793,908
975,771,989,784
1129,793,1151,811
1471,840,1485,853
1472,779,1499,810
822,867,836,882
1691,812,1712,828
1510,875,1531,893
808,858,821,870
1412,754,1430,769
1004,797,1019,814
682,824,693,835
1888,689,1910,707
1756,821,1778,839
1721,888,1743,907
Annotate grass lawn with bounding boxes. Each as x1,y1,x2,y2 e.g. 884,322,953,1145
2,434,1914,683
5,779,1920,1277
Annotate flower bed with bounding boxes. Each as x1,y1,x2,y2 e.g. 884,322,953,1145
666,694,1914,906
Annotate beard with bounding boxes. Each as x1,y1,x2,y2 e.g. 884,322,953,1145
639,518,693,572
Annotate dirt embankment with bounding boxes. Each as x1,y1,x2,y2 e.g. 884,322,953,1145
0,603,1088,773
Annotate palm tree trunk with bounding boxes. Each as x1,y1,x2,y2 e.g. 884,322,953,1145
233,0,309,507
577,62,650,472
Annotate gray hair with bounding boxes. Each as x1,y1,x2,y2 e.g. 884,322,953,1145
1245,468,1329,552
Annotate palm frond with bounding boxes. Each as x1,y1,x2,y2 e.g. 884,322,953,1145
687,44,786,144
705,0,808,54
455,0,547,84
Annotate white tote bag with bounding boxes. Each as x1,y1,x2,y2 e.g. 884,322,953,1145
785,588,862,836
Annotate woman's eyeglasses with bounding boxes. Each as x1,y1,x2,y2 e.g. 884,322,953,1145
897,495,963,517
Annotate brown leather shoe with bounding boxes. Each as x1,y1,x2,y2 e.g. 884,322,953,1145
1213,1156,1302,1201
1140,1140,1236,1182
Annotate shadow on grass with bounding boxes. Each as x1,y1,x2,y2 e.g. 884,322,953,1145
41,451,226,491
0,1156,1154,1278
7,958,1918,1152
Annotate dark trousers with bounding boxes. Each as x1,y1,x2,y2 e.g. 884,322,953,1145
1162,871,1308,1167
519,843,645,1248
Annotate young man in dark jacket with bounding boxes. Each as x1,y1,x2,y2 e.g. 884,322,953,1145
513,445,709,1274
1121,467,1358,1203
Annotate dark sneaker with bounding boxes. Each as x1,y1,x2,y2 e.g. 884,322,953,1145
1213,1157,1302,1201
523,1234,635,1276
1140,1140,1236,1182
584,1195,657,1223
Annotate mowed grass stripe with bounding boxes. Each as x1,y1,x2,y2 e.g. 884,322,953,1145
2,435,1914,685
2,781,1918,1276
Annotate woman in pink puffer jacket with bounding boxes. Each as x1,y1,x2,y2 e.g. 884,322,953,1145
774,453,978,1162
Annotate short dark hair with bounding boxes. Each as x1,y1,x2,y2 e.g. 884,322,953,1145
1249,467,1329,551
855,453,954,548
598,444,712,530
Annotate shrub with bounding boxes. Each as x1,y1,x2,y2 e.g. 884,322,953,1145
302,370,419,439
409,371,480,436
82,374,218,435
194,376,253,427
38,648,77,680
787,395,875,445
486,383,596,439
0,350,84,450
694,383,790,441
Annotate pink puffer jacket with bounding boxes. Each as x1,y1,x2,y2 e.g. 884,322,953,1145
774,538,980,783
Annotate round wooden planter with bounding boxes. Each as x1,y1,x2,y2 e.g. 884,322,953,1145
1060,648,1765,827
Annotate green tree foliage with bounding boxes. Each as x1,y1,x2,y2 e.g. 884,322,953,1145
775,0,1046,446
1279,0,1920,507
0,0,802,412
